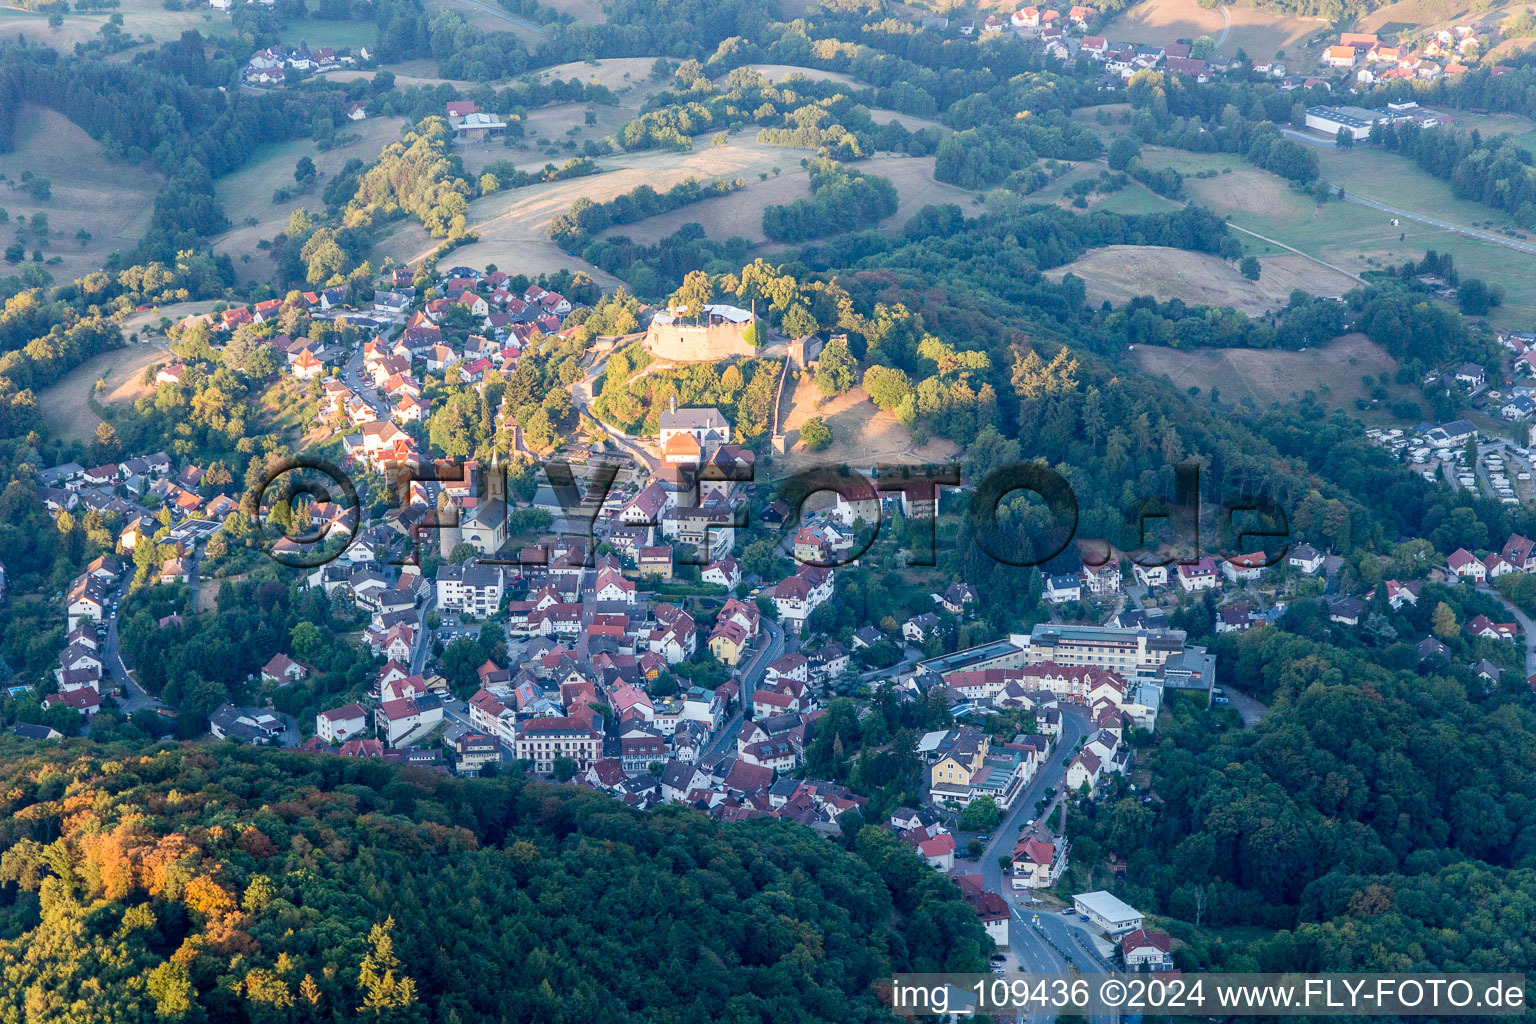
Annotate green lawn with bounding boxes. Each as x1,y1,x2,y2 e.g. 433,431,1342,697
278,16,376,51
1092,186,1182,215
214,139,316,227
1315,147,1535,242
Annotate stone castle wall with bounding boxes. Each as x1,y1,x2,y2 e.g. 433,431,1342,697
644,320,757,362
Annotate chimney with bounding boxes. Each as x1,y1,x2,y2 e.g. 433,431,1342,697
670,395,677,414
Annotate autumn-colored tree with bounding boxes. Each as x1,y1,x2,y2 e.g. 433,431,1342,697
1432,601,1458,639
358,916,417,1014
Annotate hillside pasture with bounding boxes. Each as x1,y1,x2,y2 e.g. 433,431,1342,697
382,136,973,284
37,341,171,443
0,105,163,284
592,150,975,247
868,153,980,227
1044,245,1279,314
209,116,406,282
1136,146,1536,328
1356,0,1493,36
0,0,232,53
1130,332,1399,412
371,140,792,286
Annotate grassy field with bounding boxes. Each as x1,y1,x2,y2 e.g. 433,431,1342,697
540,0,606,21
276,15,378,50
1042,244,1351,313
1356,0,1515,36
0,105,164,283
380,132,977,285
1100,0,1324,58
1130,332,1405,413
1314,146,1536,243
210,116,406,282
598,164,815,245
1136,146,1536,328
0,0,233,52
37,341,171,443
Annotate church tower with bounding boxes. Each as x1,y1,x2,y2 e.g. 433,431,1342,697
436,489,460,559
488,449,506,504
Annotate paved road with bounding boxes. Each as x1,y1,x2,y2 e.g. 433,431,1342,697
1339,192,1536,258
441,0,542,32
1110,156,1368,287
1476,583,1536,677
975,709,1089,896
342,339,391,417
740,617,785,709
698,616,787,757
958,706,1126,1024
102,580,166,715
571,372,660,473
410,594,437,676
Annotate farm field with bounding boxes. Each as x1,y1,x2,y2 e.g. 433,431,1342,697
1042,244,1352,313
37,341,171,444
321,65,469,90
0,105,164,284
1100,0,1323,57
601,150,975,246
1130,332,1403,413
865,153,979,227
427,0,545,39
210,116,406,282
1088,185,1182,215
598,166,813,245
1136,147,1536,327
457,59,678,176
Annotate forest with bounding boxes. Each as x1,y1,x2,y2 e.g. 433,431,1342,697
0,742,988,1022
761,159,898,242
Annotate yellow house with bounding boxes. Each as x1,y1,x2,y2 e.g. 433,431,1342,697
709,622,748,665
929,727,990,801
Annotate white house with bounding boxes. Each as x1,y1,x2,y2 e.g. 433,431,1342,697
1447,548,1485,581
1221,552,1268,583
317,703,368,744
260,653,308,685
1044,573,1083,604
702,557,741,590
1121,928,1173,971
1176,557,1219,592
1288,544,1325,574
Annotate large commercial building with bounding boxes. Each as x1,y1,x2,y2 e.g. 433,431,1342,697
1073,890,1144,935
1304,104,1410,141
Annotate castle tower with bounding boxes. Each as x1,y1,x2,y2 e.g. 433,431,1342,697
436,489,460,559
